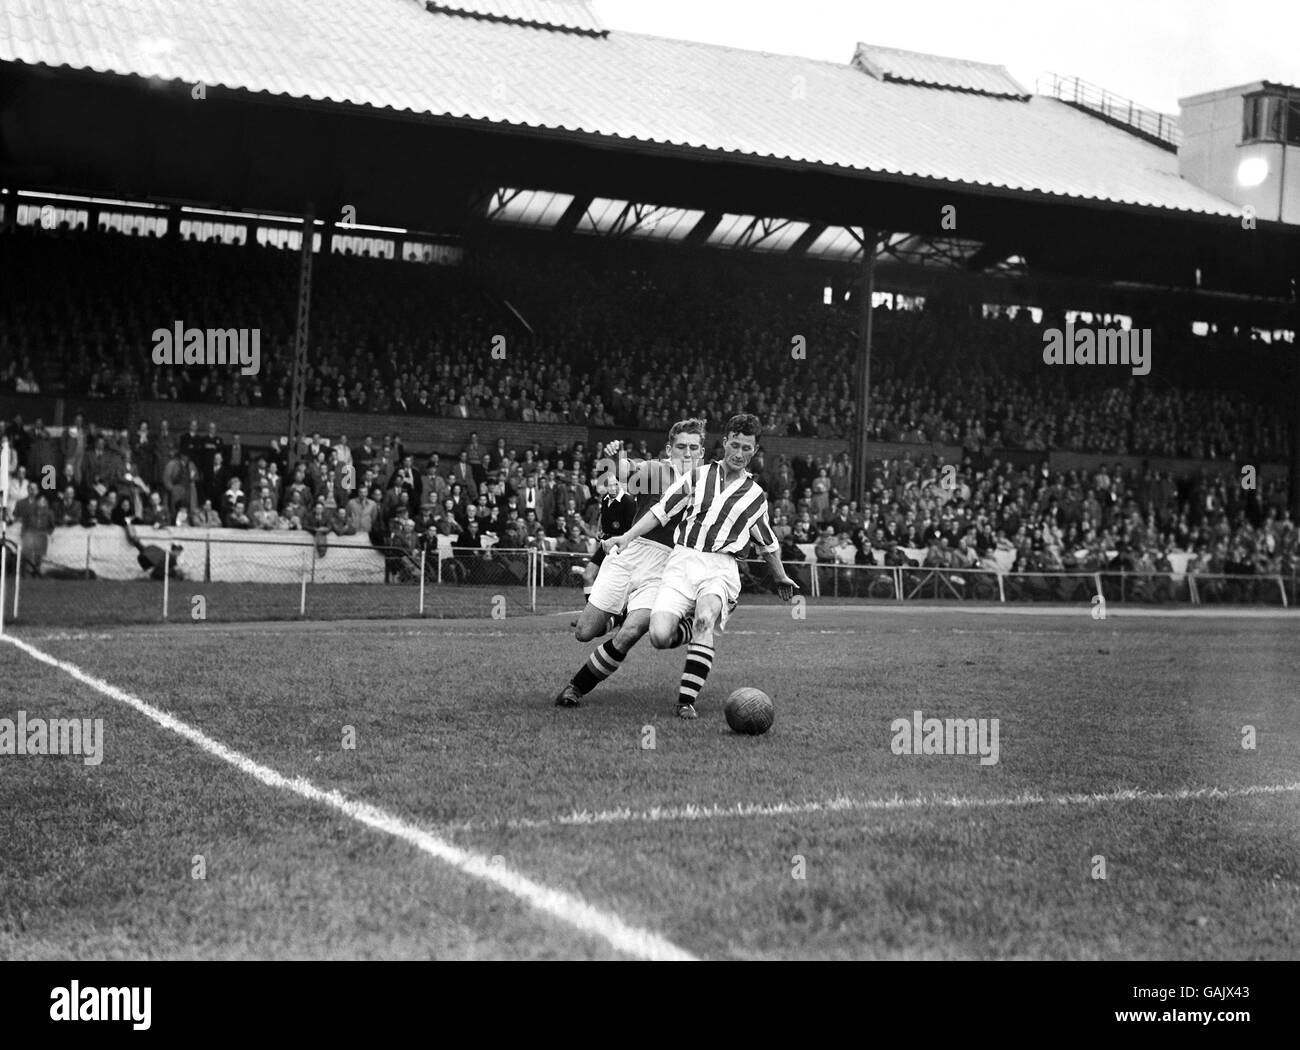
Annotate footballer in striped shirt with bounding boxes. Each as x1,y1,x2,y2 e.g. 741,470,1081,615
552,420,706,709
604,413,798,719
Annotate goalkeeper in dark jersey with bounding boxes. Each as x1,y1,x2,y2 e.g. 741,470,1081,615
122,523,185,580
553,419,705,708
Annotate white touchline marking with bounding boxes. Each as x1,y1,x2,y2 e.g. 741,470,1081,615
0,633,695,962
27,631,116,641
441,781,1300,833
28,627,520,642
823,604,1300,620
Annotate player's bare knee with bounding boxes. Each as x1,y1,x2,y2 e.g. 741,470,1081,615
648,617,676,648
576,619,606,642
575,606,605,642
694,599,721,633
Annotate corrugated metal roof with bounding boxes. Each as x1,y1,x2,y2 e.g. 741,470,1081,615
0,0,1240,217
852,42,1029,98
425,0,605,35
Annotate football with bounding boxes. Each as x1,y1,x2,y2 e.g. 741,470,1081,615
725,687,774,735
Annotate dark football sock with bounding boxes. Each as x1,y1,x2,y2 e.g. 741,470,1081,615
571,638,629,695
678,641,715,706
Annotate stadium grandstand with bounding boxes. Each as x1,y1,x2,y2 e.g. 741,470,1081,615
5,0,1300,982
1,0,1297,621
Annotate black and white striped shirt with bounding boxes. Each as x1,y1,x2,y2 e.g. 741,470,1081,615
651,462,779,556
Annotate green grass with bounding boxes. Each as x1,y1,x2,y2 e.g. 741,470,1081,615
1,606,1297,959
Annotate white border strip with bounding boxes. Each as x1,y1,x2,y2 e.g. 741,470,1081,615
443,781,1300,833
0,633,695,962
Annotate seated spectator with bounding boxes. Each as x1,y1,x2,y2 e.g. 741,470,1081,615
329,506,355,536
950,537,978,570
53,486,83,528
501,510,529,550
281,496,305,531
303,495,332,534
432,502,459,537
252,496,283,530
521,509,546,548
137,491,168,528
480,505,504,540
222,477,245,522
96,491,119,525
227,500,252,529
192,499,223,528
825,501,855,536
452,519,490,582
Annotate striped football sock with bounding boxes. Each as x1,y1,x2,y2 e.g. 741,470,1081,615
664,616,694,649
678,641,714,707
571,638,628,695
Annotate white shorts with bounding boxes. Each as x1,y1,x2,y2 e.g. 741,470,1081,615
588,538,672,615
651,547,741,630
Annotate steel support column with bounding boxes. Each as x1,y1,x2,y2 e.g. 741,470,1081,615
288,212,314,472
851,230,878,504
1291,290,1299,521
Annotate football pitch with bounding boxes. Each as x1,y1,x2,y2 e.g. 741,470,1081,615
1,604,1296,960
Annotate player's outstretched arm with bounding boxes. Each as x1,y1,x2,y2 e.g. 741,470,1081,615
759,546,799,601
750,517,797,601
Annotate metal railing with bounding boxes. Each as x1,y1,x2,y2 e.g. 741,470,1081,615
1037,72,1182,148
754,559,1292,607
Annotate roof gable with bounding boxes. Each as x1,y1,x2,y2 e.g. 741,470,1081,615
424,0,605,35
852,42,1029,98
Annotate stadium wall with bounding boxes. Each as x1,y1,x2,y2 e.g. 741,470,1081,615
130,402,592,456
1045,450,1283,480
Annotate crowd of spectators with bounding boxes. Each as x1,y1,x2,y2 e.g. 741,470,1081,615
0,411,650,580
1,221,1295,596
761,450,1295,600
0,223,1292,463
3,405,1294,600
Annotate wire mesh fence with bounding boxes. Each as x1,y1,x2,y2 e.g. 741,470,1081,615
0,529,1293,630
